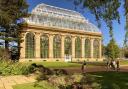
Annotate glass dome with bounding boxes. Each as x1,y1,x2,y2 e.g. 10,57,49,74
25,3,101,33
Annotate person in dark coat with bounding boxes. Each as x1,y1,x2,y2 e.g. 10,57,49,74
116,60,120,71
81,60,86,73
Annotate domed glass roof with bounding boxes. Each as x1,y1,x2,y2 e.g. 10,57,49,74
25,3,101,33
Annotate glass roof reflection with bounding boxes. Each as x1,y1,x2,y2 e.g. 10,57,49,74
25,3,101,33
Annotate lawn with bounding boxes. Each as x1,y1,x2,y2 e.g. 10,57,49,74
23,62,82,68
120,60,128,65
90,72,128,89
13,81,58,89
21,60,128,69
22,61,107,68
13,72,128,89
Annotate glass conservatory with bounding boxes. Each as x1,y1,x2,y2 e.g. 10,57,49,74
20,3,102,62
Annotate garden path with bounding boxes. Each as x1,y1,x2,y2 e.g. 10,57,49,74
0,75,36,89
58,65,128,74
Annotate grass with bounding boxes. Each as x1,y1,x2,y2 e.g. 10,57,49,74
22,61,107,68
13,83,38,89
13,81,58,89
90,72,128,89
23,62,82,68
120,60,128,65
20,60,128,69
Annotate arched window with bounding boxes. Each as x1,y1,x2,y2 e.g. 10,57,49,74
64,36,72,55
93,39,99,58
25,32,35,58
40,35,49,58
53,35,61,58
75,37,81,58
85,39,91,58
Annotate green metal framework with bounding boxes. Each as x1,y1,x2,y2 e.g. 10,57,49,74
75,37,81,58
53,35,61,58
85,39,91,58
64,36,72,55
25,32,35,58
93,39,99,58
40,35,49,58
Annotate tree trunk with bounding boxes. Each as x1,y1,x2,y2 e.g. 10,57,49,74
4,40,10,60
17,40,20,60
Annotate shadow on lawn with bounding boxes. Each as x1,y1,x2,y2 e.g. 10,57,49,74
90,72,128,89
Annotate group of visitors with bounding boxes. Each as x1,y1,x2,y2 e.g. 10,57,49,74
107,59,120,71
80,59,120,73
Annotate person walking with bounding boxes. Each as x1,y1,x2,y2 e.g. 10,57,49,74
106,60,110,71
116,60,120,71
112,60,116,70
81,60,86,73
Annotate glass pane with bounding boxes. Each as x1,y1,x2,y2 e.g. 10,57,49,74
40,35,49,58
53,35,61,58
25,32,35,58
85,39,91,58
75,37,81,58
64,36,72,55
93,39,99,58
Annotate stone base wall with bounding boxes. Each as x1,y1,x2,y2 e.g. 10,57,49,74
19,58,103,62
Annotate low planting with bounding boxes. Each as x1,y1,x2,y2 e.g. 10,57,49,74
0,60,33,76
13,71,128,89
13,74,101,89
0,61,81,76
13,63,101,89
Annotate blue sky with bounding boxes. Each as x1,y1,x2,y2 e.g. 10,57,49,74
27,0,126,47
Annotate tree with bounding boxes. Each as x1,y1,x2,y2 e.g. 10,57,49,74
0,0,29,59
124,47,128,58
105,39,120,60
69,0,128,44
102,44,107,57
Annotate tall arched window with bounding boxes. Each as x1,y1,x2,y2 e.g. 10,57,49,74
25,32,35,58
75,37,81,58
85,39,91,58
53,35,61,58
64,36,72,55
93,39,99,58
40,35,49,58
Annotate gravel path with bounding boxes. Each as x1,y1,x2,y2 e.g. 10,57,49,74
56,66,128,74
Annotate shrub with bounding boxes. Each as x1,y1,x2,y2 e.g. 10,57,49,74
53,69,68,75
0,60,32,75
36,72,48,81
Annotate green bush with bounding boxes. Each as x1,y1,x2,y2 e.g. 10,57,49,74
53,69,68,75
0,60,32,76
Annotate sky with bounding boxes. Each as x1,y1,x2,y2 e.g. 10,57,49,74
27,0,126,47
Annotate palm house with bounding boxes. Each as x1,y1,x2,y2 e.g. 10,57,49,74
20,3,102,62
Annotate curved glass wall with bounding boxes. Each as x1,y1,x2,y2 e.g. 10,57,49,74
40,35,49,58
25,3,101,33
25,32,35,58
93,39,99,58
53,35,61,58
75,37,81,58
64,36,72,55
85,39,91,58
